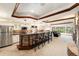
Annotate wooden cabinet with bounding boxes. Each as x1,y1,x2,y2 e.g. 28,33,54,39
17,32,52,50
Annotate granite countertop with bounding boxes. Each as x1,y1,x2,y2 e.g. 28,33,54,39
13,31,52,35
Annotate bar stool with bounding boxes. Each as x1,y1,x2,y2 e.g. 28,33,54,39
31,34,39,51
38,33,45,48
48,32,52,42
44,32,49,44
49,32,53,41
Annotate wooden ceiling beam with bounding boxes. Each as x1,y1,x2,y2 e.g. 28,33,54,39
12,3,20,16
12,15,38,20
40,3,79,19
51,22,73,25
43,17,75,23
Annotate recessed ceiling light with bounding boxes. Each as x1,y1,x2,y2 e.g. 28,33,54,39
30,10,34,13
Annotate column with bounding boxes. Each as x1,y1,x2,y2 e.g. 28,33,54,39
75,11,79,54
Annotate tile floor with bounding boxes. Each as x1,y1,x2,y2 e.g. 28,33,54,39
0,34,73,56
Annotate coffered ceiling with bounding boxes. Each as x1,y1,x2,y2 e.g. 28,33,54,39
12,3,75,19
0,3,79,24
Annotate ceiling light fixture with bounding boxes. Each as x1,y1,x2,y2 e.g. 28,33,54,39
30,10,34,13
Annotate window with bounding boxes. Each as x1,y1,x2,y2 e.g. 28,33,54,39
52,26,73,33
66,27,73,33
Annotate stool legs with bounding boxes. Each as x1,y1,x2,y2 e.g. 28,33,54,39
32,32,53,51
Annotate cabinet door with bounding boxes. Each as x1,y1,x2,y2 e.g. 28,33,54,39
5,26,12,45
5,26,9,45
9,27,13,44
1,26,6,47
8,27,13,45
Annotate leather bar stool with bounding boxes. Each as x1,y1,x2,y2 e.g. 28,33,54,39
32,33,44,51
38,33,45,48
34,33,45,50
48,32,52,42
35,33,40,49
44,32,49,44
47,32,50,43
31,34,39,51
48,32,53,42
42,33,45,47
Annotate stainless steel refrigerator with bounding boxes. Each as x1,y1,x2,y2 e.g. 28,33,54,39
0,26,13,47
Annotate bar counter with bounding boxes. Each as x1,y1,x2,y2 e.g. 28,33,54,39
13,31,52,50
